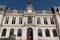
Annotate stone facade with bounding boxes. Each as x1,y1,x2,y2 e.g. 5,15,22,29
0,0,60,40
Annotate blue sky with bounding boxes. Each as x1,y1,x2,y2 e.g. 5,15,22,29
0,0,60,10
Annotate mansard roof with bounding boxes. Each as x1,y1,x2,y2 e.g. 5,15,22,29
0,5,60,14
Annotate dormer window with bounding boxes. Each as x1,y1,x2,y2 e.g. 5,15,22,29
13,10,17,13
42,10,46,14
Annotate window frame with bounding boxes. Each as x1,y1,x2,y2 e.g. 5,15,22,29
53,29,58,37
17,29,22,37
38,29,42,37
37,17,41,24
43,17,48,24
28,17,32,24
19,17,22,24
4,17,9,24
1,28,7,36
12,17,16,24
10,28,14,36
50,18,55,24
45,29,50,37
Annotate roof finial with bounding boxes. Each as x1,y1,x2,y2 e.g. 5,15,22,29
28,0,32,6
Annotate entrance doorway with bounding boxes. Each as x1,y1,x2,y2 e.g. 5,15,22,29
27,28,33,40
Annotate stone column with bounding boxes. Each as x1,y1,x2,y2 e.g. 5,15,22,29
15,17,19,25
8,17,12,24
43,29,45,37
47,17,51,25
6,27,10,38
50,29,53,38
33,27,38,40
35,17,37,25
41,17,44,25
22,27,27,40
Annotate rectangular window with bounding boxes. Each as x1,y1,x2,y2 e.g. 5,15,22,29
5,17,9,24
19,18,22,24
28,17,32,24
50,18,55,24
44,17,48,24
37,17,41,24
12,17,16,24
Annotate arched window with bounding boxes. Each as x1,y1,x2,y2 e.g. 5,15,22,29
17,29,22,36
45,29,50,37
53,29,57,37
10,29,14,36
1,28,7,36
38,29,42,37
28,17,32,24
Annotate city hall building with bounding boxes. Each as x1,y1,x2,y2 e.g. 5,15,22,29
0,0,60,40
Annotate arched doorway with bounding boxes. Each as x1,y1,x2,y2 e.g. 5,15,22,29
27,28,33,40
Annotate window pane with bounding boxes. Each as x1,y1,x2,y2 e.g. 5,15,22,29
10,29,14,36
44,18,48,24
45,29,50,37
53,29,57,37
28,17,32,24
12,17,16,24
19,18,22,24
50,18,55,24
17,29,22,36
37,17,41,24
1,28,7,36
5,17,9,24
38,29,42,37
